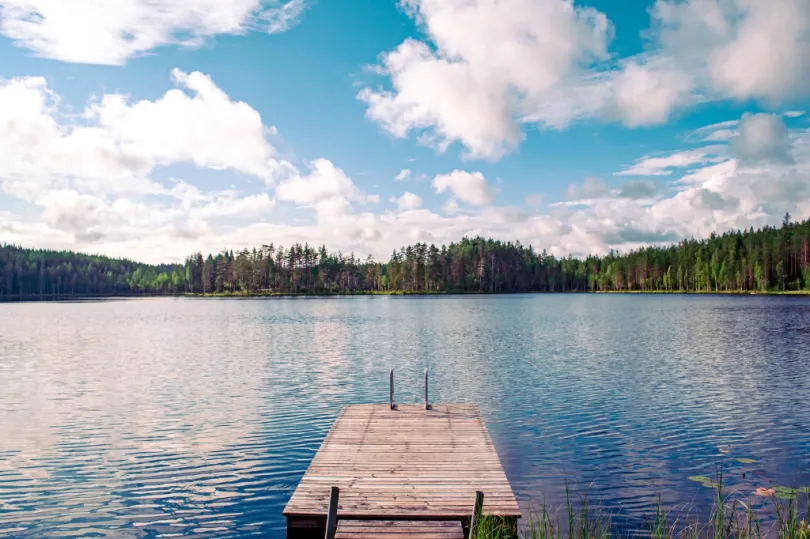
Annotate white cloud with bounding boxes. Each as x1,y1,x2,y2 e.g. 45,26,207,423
39,189,109,240
0,68,295,249
6,139,810,264
432,170,493,205
275,159,358,205
685,120,739,142
706,0,810,102
0,69,287,206
89,69,285,184
193,192,275,219
616,146,726,176
275,158,370,220
617,180,660,200
0,0,308,65
360,0,810,160
525,194,544,207
609,60,692,127
395,191,423,210
266,0,308,33
567,177,608,200
395,168,412,181
3,68,810,267
360,0,612,159
441,198,461,215
730,113,793,163
653,0,810,102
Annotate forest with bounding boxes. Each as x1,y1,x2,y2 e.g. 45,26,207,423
2,214,810,299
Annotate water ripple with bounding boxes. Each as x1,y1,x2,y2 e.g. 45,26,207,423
1,295,809,537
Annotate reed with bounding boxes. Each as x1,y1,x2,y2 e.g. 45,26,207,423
474,476,809,539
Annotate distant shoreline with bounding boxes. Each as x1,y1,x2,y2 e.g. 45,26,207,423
3,289,810,302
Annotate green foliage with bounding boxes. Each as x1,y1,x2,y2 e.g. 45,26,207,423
689,476,719,489
475,476,809,539
776,487,799,500
178,217,810,295
4,216,810,298
0,244,182,298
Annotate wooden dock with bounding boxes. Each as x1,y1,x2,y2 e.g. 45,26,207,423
283,402,520,538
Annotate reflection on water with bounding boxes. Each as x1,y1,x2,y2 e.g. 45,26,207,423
1,295,809,537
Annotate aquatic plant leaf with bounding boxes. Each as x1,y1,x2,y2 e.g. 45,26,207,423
754,487,775,497
774,486,797,499
735,458,757,464
688,476,717,488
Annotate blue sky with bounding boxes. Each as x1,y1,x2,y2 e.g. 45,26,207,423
0,0,808,263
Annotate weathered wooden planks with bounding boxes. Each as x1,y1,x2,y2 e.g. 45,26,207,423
283,404,520,538
335,520,464,538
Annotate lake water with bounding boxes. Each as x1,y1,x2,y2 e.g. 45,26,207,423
1,295,809,537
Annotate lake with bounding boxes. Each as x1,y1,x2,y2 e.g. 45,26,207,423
1,295,809,537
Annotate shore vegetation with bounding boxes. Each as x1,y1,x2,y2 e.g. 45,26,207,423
3,214,810,299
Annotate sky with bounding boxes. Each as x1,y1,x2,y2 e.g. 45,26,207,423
0,0,809,264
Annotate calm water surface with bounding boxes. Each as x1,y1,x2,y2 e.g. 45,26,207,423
1,295,809,537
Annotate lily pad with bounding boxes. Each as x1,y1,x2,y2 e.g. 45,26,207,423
735,458,757,464
688,476,717,488
800,486,810,495
774,486,797,500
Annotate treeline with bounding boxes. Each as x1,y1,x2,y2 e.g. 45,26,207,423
2,214,810,299
0,245,183,298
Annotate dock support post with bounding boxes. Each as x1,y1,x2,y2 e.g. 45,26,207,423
389,369,395,410
324,486,339,539
469,490,484,538
425,369,430,410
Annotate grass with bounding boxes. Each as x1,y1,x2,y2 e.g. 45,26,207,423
473,476,809,539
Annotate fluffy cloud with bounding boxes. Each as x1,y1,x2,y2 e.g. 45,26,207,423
0,69,287,203
395,191,423,210
705,0,810,102
39,190,109,240
360,0,611,159
275,159,359,205
0,0,308,64
617,180,660,199
395,168,412,181
651,0,810,101
274,159,379,220
609,61,692,127
730,113,793,164
193,192,275,219
0,69,289,246
567,177,608,200
2,67,809,267
432,170,493,205
361,0,810,160
89,69,285,184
